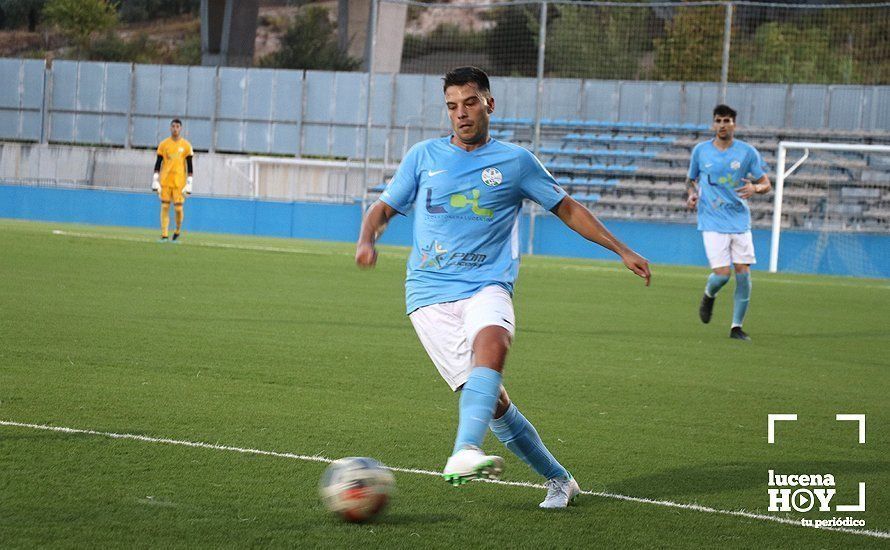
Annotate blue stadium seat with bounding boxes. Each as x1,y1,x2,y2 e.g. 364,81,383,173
571,193,601,202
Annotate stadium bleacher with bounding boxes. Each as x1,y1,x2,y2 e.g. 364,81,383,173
492,117,890,231
364,117,889,232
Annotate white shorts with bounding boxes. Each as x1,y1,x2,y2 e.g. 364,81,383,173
408,285,515,391
702,230,756,268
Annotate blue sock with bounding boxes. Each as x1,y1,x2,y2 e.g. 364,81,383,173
705,273,730,297
732,272,751,327
453,367,501,455
490,404,569,480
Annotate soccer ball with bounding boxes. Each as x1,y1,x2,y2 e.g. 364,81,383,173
319,457,395,522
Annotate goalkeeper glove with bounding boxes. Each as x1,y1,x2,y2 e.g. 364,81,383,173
151,173,160,192
185,176,193,194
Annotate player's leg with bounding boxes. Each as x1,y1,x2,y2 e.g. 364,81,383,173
489,387,580,508
173,203,184,241
408,301,503,484
452,285,515,456
729,231,756,341
159,185,174,241
699,232,731,323
443,324,509,482
159,196,171,242
171,187,185,241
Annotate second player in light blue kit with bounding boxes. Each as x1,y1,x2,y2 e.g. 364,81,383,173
356,67,651,508
686,104,772,341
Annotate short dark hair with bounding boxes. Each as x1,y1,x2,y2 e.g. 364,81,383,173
713,104,737,120
171,118,182,125
443,66,490,94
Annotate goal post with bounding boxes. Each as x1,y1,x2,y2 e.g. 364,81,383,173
769,141,890,274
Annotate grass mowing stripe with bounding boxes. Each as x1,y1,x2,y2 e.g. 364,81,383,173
3,419,887,541
50,228,889,290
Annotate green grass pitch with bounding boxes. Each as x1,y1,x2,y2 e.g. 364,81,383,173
1,218,888,548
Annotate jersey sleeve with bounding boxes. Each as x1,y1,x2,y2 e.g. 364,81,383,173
156,141,164,156
186,140,194,157
746,146,766,180
519,149,567,211
687,144,701,181
379,143,421,215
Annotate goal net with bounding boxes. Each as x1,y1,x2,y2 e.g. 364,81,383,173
769,142,890,278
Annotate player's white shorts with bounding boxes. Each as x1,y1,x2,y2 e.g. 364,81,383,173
702,230,756,268
408,285,515,391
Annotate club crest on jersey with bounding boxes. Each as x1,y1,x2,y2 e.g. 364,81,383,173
731,160,741,170
481,167,503,187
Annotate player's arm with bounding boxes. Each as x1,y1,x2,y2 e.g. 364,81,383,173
152,155,162,192
685,177,699,209
737,174,771,199
185,155,194,194
553,196,651,286
355,201,398,269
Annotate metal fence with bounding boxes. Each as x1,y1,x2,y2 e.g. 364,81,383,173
2,57,889,164
394,0,890,87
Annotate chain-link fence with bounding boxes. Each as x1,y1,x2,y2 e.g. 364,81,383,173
392,0,890,86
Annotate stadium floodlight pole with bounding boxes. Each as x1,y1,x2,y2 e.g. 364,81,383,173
529,1,548,256
362,0,379,199
719,2,733,103
769,141,890,273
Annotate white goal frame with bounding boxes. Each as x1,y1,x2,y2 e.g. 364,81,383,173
769,141,890,273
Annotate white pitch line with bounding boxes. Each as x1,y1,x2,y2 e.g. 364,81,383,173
51,229,332,256
1,420,887,540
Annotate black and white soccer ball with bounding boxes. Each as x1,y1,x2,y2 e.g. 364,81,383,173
319,457,395,522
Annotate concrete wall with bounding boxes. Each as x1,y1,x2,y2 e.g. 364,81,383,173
2,185,888,278
0,143,384,201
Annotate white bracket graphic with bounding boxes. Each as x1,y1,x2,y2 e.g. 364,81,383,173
767,414,797,444
836,482,867,512
836,414,866,444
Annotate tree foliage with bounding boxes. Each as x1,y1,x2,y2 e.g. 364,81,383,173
260,6,359,71
546,4,655,80
653,6,724,82
732,22,855,84
43,0,119,58
118,0,199,23
485,5,538,77
0,0,46,30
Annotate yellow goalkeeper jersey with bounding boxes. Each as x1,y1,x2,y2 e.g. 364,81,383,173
157,137,193,188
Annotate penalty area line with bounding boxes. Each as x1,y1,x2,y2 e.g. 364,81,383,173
1,420,887,540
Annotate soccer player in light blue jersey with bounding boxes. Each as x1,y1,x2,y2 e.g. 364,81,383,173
356,67,650,508
686,104,772,341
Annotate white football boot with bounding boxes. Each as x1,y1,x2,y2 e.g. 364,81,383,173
442,446,505,486
539,475,581,508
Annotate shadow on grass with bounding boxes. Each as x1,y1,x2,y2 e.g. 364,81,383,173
607,460,890,500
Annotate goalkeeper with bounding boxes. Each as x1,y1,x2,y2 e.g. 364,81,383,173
152,119,194,242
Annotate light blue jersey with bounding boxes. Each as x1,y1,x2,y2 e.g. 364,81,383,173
688,139,766,233
380,137,567,313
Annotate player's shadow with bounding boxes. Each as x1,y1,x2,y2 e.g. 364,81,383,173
604,460,889,500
